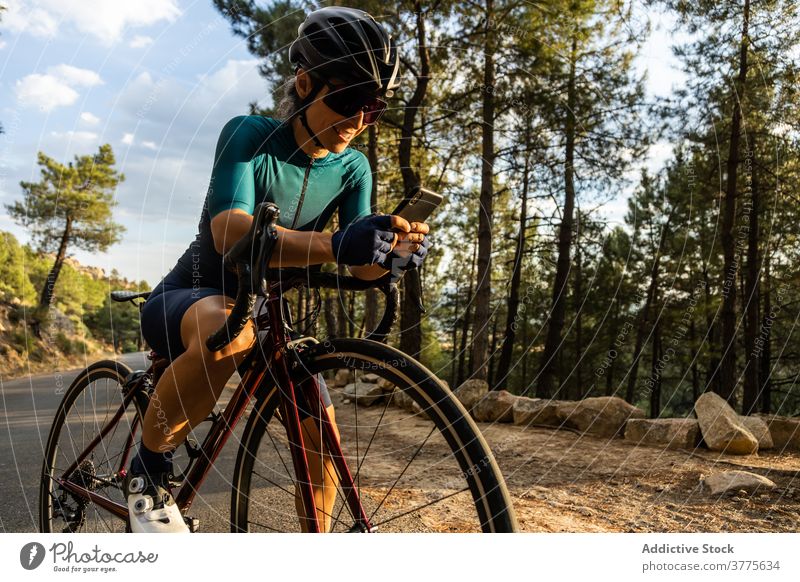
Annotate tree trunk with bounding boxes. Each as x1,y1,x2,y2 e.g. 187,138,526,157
470,0,496,381
398,3,431,359
487,318,500,388
649,314,662,418
457,241,478,387
323,291,337,338
759,250,772,413
336,265,348,337
364,123,380,333
537,35,577,398
494,155,529,388
40,215,73,309
718,0,750,406
451,282,459,387
703,265,719,392
574,213,584,399
626,217,670,403
690,316,700,402
742,141,760,414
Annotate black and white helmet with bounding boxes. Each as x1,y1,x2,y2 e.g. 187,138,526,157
289,7,400,96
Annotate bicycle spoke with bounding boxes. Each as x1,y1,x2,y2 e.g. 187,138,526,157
372,486,471,529
369,424,438,523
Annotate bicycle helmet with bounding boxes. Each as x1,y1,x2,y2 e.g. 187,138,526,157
289,6,400,97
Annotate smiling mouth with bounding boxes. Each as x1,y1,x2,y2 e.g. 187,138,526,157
335,128,355,142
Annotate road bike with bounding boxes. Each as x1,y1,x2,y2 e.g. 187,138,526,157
39,203,518,533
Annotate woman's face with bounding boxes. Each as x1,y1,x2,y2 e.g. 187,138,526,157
296,70,369,154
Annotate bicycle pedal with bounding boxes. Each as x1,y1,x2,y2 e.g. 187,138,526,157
185,516,199,533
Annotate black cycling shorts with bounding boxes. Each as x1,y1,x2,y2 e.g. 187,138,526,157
140,269,331,418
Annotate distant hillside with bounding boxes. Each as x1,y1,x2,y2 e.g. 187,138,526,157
0,230,146,379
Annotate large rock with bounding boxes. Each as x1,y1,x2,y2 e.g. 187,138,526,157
343,382,383,406
473,390,517,423
694,392,758,455
454,379,489,410
739,416,773,450
377,377,395,393
703,471,776,496
391,389,422,415
512,397,563,427
624,418,701,450
334,369,355,387
555,396,645,438
361,373,380,383
754,414,800,452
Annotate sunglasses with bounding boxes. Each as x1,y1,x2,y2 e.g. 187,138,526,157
318,80,388,125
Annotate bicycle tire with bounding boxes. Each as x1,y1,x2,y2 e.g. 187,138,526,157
230,338,518,533
39,359,142,533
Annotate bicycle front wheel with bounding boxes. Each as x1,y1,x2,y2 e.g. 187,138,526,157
231,338,518,533
39,360,141,533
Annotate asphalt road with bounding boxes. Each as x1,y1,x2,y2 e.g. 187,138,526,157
0,352,246,533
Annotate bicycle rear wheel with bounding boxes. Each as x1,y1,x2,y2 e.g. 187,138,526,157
39,360,142,532
231,338,518,533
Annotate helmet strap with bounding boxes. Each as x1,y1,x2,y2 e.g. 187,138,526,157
299,109,325,150
296,76,326,150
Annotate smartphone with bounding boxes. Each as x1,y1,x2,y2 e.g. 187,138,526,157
391,186,444,224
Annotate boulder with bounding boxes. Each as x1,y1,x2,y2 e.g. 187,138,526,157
391,389,422,415
739,416,773,450
703,471,776,496
343,382,383,406
362,373,380,383
753,414,800,452
556,396,645,438
694,392,758,455
334,369,355,387
624,418,700,450
473,390,517,423
512,397,562,427
377,377,395,393
454,379,489,410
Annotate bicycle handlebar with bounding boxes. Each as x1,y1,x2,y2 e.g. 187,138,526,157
205,202,401,352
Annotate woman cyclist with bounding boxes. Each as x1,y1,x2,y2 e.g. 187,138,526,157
126,6,431,533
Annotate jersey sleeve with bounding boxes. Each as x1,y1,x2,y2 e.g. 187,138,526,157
338,152,373,227
206,116,263,219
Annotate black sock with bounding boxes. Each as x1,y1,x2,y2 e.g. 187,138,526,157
130,441,174,475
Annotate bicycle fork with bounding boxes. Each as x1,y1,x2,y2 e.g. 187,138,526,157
273,354,372,533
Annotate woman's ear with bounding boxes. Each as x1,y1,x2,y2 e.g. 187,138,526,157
295,69,313,99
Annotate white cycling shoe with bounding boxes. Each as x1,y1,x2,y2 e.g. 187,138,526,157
125,472,190,533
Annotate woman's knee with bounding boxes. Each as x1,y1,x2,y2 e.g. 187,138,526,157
180,296,255,364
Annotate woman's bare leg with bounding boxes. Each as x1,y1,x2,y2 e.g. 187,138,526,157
140,295,255,453
295,406,341,532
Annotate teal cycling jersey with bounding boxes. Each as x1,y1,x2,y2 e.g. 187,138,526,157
173,115,372,292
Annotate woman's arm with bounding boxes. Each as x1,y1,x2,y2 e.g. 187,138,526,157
211,208,426,273
211,209,334,267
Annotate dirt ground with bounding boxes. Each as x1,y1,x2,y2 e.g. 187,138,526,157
478,422,800,532
329,393,800,533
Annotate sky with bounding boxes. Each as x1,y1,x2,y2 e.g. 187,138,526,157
0,1,683,288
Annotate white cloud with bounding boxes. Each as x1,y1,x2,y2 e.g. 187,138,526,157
15,65,103,112
50,64,103,87
4,0,181,44
0,40,7,50
49,130,100,147
80,111,101,125
129,35,154,49
1,4,58,38
141,141,158,151
122,133,135,145
15,74,79,111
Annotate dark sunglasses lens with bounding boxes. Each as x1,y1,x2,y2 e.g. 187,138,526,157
323,86,386,124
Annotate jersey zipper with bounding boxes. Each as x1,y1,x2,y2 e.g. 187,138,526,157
291,158,314,230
